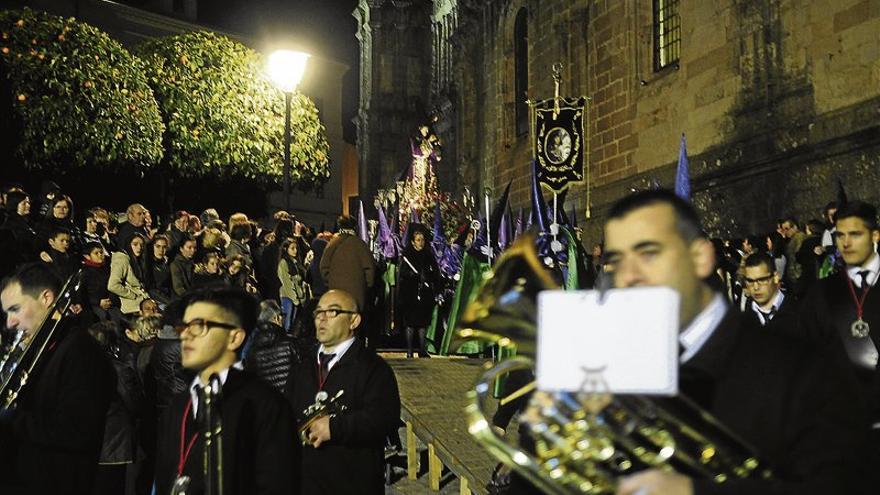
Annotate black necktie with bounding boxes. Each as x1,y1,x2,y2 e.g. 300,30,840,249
318,352,336,383
194,385,207,427
858,270,871,292
759,306,776,325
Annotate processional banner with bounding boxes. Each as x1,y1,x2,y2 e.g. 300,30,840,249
531,96,587,193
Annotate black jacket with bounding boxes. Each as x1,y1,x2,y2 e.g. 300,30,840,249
170,255,195,296
100,351,144,464
399,247,439,328
154,368,297,495
799,271,880,422
244,322,300,392
145,334,190,412
0,322,115,494
285,338,400,495
684,309,870,495
0,214,36,275
148,256,173,304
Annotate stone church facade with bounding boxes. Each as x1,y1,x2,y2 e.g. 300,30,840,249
356,0,880,242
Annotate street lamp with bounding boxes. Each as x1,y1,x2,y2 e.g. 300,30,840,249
268,49,310,211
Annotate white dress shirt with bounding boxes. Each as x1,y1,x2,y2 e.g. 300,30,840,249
188,361,243,418
679,293,728,363
317,336,357,373
846,252,880,288
750,290,785,326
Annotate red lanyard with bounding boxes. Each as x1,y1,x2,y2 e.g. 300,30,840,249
316,359,329,391
177,397,199,477
845,272,872,320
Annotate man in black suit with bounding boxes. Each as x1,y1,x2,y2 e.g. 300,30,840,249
740,252,800,335
154,286,297,495
600,190,869,495
0,263,115,494
799,200,880,467
285,289,400,494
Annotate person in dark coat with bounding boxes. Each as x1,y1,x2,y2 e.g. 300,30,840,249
87,321,144,495
0,263,115,494
171,236,197,296
319,216,376,311
147,234,173,306
306,237,329,299
598,190,870,495
398,225,439,357
738,251,802,338
0,190,37,276
256,219,294,301
81,241,125,324
35,194,82,258
285,289,400,495
154,286,297,495
798,200,880,474
243,300,301,392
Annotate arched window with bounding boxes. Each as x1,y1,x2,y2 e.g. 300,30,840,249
514,8,529,136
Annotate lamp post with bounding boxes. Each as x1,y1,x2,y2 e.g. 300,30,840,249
268,50,310,211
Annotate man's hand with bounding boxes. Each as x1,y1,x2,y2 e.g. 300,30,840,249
39,251,52,263
307,416,331,448
99,298,112,310
616,469,693,495
69,304,83,315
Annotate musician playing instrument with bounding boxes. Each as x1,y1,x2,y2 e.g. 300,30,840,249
154,286,296,495
600,190,870,495
0,263,115,495
285,289,400,494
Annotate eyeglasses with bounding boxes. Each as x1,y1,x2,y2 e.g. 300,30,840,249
176,318,239,337
312,308,357,321
743,274,775,287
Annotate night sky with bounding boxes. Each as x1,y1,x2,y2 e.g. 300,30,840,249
199,0,361,143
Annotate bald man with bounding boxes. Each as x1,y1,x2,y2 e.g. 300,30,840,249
284,290,400,495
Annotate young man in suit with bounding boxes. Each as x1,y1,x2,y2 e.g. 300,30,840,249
0,263,115,495
285,289,400,494
740,252,800,334
154,286,296,495
601,190,869,495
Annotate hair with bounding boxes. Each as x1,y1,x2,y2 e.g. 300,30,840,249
228,212,249,231
779,216,799,229
83,241,104,255
173,210,189,221
152,233,170,246
48,225,71,241
1,262,62,299
200,227,227,250
766,231,785,258
273,218,294,240
279,238,298,268
606,189,704,242
200,208,220,227
139,297,159,313
743,252,776,274
5,189,28,213
258,299,282,323
834,200,878,231
126,203,146,216
179,234,197,251
336,215,356,231
181,286,259,334
47,194,74,220
806,218,825,235
187,216,202,233
230,223,251,242
824,201,838,213
196,252,222,274
131,315,162,341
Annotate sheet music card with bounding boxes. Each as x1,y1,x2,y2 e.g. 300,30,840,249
536,287,680,395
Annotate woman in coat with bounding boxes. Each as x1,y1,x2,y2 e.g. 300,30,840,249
398,225,439,358
278,238,309,333
108,232,150,317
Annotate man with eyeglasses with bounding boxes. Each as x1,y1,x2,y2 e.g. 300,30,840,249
153,286,296,495
740,252,799,333
285,289,400,495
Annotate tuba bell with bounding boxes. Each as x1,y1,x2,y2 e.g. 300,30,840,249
457,236,773,494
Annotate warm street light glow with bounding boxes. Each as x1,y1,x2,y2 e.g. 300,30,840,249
268,50,310,93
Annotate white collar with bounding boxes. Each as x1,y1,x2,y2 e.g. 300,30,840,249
750,290,785,325
188,361,243,418
846,252,880,287
680,293,728,363
317,336,357,372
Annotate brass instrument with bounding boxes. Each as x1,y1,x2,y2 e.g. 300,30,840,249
0,269,83,413
457,236,773,494
203,374,224,495
170,374,224,495
298,389,347,445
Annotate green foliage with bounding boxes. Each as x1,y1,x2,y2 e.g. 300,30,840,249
0,8,164,170
136,31,330,188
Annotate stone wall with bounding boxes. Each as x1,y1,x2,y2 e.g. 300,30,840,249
359,0,880,244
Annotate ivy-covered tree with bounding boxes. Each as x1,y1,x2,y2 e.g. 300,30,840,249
136,31,330,188
0,8,164,170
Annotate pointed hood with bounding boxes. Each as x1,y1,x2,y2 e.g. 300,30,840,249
357,200,369,244
377,206,399,260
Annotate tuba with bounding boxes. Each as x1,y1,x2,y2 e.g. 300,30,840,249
457,236,773,495
0,269,83,413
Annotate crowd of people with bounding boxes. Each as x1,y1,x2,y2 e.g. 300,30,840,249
1,178,880,495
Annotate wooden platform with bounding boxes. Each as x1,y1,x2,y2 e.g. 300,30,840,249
384,355,499,495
